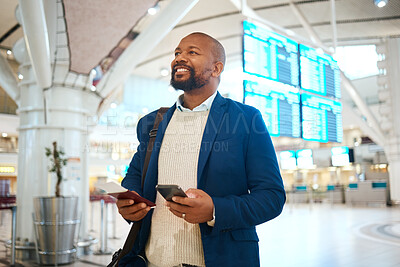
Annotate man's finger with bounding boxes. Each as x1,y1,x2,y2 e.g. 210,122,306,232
116,199,134,208
167,201,190,214
134,206,150,218
167,206,198,224
168,206,183,218
122,206,151,221
186,188,206,198
119,202,147,215
171,196,193,206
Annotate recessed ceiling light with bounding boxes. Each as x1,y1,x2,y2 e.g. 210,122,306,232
285,29,295,36
148,5,159,15
374,0,388,7
160,68,169,77
18,73,23,80
110,103,117,109
90,85,97,92
6,50,12,55
111,152,119,161
2,133,8,138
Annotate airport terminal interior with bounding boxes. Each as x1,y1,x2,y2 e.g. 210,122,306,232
0,0,400,266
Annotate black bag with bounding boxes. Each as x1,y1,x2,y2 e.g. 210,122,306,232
107,108,168,267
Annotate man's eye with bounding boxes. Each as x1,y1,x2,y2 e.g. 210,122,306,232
189,51,198,55
175,52,181,56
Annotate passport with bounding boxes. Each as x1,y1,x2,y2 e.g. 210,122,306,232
96,181,156,207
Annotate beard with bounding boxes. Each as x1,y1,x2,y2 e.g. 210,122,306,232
170,66,210,92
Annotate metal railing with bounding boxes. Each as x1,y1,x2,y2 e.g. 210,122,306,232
0,95,17,115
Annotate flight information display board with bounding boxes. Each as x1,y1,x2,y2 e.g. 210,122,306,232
242,20,343,143
244,79,301,138
243,20,300,87
279,150,297,170
301,93,343,143
299,44,341,98
296,149,314,169
331,146,350,167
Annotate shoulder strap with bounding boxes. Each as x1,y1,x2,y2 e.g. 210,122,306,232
113,107,169,266
141,107,169,185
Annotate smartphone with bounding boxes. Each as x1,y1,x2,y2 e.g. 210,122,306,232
156,184,188,201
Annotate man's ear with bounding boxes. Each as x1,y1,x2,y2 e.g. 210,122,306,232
212,61,224,77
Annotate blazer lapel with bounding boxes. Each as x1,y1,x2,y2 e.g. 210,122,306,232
197,92,227,186
143,105,176,200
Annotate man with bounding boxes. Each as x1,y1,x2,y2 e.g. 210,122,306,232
117,32,285,267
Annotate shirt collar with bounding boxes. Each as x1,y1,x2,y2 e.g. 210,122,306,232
176,91,218,112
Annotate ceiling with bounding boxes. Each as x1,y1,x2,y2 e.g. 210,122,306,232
1,0,399,79
0,0,399,144
131,0,400,81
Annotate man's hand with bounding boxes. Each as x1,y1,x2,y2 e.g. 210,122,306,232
166,189,214,224
116,191,151,222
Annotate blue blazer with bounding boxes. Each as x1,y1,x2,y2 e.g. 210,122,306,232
120,92,285,267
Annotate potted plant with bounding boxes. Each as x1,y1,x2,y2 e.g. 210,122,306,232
33,141,80,265
45,141,68,197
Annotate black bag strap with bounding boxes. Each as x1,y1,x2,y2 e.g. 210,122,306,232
110,107,169,267
141,107,169,186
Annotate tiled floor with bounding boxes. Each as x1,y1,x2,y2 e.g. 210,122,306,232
1,202,400,267
257,203,400,267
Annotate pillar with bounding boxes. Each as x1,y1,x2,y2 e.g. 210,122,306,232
14,1,101,244
376,38,400,204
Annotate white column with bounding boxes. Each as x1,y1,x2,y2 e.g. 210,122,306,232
377,38,400,203
385,137,400,204
18,0,52,89
16,46,95,242
14,1,100,244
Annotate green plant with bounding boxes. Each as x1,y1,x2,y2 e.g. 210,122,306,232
45,141,68,197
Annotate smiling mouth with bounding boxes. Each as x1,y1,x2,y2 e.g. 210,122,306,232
175,68,190,73
173,66,191,78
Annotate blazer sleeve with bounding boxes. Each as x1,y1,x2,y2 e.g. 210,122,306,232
210,109,286,232
121,117,147,195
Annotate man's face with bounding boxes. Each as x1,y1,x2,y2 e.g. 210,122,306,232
170,34,215,92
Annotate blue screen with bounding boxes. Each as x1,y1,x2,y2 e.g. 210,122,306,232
243,21,299,87
331,146,349,155
244,80,301,138
296,149,314,169
331,146,350,166
242,20,343,143
299,44,341,98
301,93,343,143
279,150,297,170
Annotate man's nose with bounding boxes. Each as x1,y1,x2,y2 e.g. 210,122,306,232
175,53,187,63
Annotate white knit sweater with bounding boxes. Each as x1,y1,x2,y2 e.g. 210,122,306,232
145,110,210,267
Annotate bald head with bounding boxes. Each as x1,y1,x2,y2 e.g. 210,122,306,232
185,32,226,66
170,32,226,93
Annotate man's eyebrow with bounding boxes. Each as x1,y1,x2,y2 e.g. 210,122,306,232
174,46,201,52
188,45,201,50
